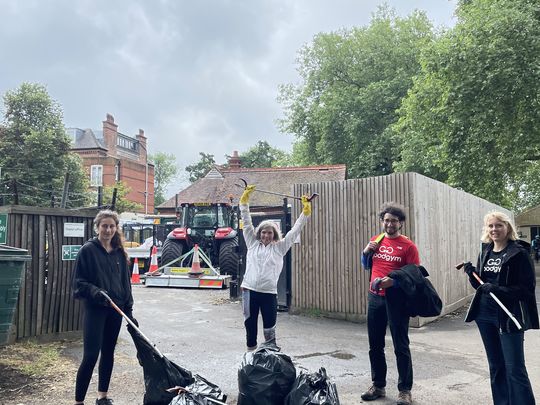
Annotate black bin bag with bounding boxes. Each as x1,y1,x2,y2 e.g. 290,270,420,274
127,324,195,405
285,367,340,405
168,374,227,405
238,342,297,405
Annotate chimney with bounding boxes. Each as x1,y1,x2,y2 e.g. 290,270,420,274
136,129,147,163
228,150,241,169
102,113,118,155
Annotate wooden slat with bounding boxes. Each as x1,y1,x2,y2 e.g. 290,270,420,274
51,216,61,333
37,215,46,336
290,172,510,324
0,207,95,341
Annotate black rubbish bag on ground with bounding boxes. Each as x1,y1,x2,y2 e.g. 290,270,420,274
168,374,227,405
238,341,296,405
127,324,195,405
285,367,340,405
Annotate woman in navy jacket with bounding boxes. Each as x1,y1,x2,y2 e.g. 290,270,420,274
463,211,538,405
72,210,134,405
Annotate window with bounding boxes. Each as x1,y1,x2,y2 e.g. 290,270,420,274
117,135,138,151
90,165,103,186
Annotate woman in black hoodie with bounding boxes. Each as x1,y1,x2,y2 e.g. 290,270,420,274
72,210,134,405
462,211,538,405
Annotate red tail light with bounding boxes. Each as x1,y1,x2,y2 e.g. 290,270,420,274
215,227,233,239
170,227,187,239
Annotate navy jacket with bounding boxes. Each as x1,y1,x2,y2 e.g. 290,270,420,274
465,240,539,333
72,238,133,312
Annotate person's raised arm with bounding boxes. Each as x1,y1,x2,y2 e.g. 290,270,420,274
239,185,257,244
278,195,311,254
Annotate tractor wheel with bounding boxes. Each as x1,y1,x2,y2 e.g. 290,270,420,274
161,239,184,267
218,237,239,276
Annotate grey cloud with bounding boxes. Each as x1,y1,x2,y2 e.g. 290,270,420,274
0,0,457,196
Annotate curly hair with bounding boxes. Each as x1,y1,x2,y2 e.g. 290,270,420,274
378,202,407,222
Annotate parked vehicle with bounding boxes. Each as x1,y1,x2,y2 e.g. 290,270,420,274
161,203,240,275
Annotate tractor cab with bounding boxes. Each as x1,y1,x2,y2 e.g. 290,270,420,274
161,203,240,275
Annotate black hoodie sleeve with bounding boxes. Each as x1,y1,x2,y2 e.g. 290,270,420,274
496,249,536,301
467,254,482,290
72,243,106,305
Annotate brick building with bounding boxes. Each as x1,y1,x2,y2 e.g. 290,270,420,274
68,113,155,213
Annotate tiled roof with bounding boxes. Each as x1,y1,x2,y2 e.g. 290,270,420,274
158,164,346,208
69,128,106,150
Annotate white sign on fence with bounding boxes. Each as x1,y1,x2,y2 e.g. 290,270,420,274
64,222,85,238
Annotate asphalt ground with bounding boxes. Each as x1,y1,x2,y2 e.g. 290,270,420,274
81,275,540,405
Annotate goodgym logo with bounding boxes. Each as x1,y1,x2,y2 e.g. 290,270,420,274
379,246,394,254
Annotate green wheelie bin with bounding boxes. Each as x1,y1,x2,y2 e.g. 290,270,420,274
0,245,31,345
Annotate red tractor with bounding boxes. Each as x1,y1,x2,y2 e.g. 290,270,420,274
160,203,240,275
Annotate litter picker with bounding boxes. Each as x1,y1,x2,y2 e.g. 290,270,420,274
99,291,227,404
236,178,319,201
100,290,164,357
455,263,522,330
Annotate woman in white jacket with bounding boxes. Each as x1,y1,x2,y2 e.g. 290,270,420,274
240,185,312,351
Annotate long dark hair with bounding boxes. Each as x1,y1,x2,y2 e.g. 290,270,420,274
94,210,129,262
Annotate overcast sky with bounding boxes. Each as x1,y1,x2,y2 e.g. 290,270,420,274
0,0,457,197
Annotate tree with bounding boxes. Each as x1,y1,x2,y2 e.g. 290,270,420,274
237,141,292,168
150,152,178,206
394,0,540,209
103,181,142,214
0,83,89,207
63,154,93,208
279,6,435,179
185,152,215,183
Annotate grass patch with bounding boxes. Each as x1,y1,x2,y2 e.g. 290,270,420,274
0,340,72,378
0,339,78,401
302,308,323,318
1,340,57,377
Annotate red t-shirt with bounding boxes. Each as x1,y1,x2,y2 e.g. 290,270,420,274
370,234,420,295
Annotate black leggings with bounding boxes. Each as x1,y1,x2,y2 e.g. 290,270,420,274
243,289,277,348
75,304,122,402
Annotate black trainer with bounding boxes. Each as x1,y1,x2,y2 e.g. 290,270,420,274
96,398,114,405
361,385,386,401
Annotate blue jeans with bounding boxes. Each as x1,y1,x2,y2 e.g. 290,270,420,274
367,292,412,391
476,320,536,405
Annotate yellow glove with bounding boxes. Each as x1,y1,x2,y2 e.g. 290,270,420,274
240,185,256,204
301,195,311,216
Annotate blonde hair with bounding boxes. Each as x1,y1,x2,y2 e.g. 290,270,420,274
481,211,518,243
255,220,282,242
94,210,129,261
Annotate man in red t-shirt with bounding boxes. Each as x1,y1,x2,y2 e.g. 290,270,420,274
360,203,420,405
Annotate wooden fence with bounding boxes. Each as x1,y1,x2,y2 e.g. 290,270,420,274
291,172,509,326
0,206,96,341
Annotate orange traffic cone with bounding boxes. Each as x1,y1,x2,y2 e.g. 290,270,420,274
131,258,140,284
147,245,159,274
188,244,203,277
